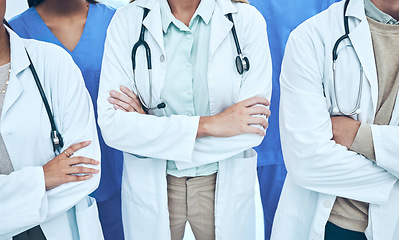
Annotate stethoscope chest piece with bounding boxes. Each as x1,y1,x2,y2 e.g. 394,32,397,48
235,55,250,75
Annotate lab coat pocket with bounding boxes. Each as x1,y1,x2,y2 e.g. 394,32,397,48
231,149,257,211
75,196,104,240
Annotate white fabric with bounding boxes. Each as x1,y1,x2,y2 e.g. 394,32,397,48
0,27,102,240
272,0,399,239
98,0,272,239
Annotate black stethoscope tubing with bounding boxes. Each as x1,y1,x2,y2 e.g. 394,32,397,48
331,0,363,116
131,8,250,113
3,19,64,154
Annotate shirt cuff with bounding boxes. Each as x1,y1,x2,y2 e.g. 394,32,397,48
350,123,376,161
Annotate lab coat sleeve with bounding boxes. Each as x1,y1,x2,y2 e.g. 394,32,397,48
0,167,47,238
176,8,272,170
43,51,101,221
0,46,100,238
98,8,270,167
98,10,200,163
370,125,399,178
279,31,397,205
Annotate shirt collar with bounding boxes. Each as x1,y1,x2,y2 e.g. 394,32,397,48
364,0,399,25
160,0,215,33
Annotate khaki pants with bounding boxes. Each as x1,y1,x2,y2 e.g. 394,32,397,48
167,173,217,240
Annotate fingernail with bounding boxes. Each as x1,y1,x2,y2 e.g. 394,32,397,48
110,91,116,95
109,97,115,103
120,86,127,90
84,141,91,145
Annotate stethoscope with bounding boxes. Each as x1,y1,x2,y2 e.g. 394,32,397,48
131,8,250,114
3,19,64,154
331,0,363,116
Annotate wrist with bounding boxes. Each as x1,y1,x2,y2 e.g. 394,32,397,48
197,116,212,138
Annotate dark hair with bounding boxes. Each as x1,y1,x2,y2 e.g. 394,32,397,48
28,0,99,8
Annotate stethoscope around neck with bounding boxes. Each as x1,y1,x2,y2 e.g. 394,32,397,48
331,0,363,116
3,19,64,154
131,8,250,114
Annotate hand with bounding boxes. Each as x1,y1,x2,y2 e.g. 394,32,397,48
108,86,146,114
43,141,100,191
197,96,271,138
331,116,361,148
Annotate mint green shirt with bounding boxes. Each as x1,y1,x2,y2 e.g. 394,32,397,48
160,0,218,177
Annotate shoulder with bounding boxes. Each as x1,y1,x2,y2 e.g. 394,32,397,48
290,1,343,44
23,38,72,63
8,8,37,37
231,2,266,29
91,2,116,17
23,39,80,86
113,1,142,19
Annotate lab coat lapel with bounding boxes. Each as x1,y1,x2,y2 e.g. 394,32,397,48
209,3,235,60
140,0,165,56
1,28,28,121
346,0,378,114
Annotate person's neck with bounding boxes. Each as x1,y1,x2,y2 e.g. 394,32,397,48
167,0,201,26
36,0,89,17
0,26,10,66
371,0,399,21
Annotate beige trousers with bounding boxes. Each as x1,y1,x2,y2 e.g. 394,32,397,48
167,173,217,240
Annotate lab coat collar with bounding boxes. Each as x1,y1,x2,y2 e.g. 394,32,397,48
6,26,30,76
345,0,378,113
135,0,238,59
209,0,237,60
345,0,366,21
1,26,27,120
136,0,165,54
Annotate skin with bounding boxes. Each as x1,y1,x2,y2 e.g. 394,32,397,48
331,1,399,148
108,0,271,139
371,0,399,21
35,0,89,52
1,1,98,190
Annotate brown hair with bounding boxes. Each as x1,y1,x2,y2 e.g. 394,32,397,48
130,0,249,3
28,0,99,8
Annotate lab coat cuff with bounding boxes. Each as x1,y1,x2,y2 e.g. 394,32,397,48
372,125,399,178
174,116,200,168
350,123,375,161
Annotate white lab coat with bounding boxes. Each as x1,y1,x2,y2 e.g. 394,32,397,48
0,28,103,240
97,0,272,239
272,0,399,239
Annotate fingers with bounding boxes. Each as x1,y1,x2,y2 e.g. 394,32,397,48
241,96,270,108
65,141,91,157
109,89,145,114
244,125,266,136
247,116,269,129
66,165,100,175
119,86,142,109
65,174,94,183
247,106,271,117
109,96,136,112
68,156,99,166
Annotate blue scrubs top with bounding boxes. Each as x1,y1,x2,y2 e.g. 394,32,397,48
9,3,123,202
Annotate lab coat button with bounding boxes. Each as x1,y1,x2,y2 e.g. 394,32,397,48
323,200,332,208
187,34,192,39
187,113,193,116
185,62,192,67
160,54,165,62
